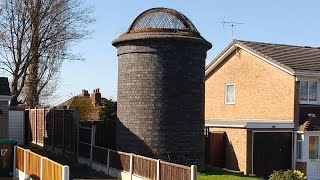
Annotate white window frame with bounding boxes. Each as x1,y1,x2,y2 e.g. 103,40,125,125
296,133,303,161
300,79,320,105
225,83,235,105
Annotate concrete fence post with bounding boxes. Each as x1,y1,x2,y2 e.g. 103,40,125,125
90,125,96,167
106,149,110,175
76,113,80,160
40,157,45,180
23,150,28,179
62,165,70,180
156,159,160,180
35,107,37,145
191,165,197,180
130,153,133,180
13,145,17,178
92,125,96,146
62,108,65,152
43,108,46,147
52,108,55,153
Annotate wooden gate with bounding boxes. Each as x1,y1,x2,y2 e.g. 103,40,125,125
205,131,226,167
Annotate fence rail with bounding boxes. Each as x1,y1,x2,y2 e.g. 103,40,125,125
14,146,69,180
78,124,196,180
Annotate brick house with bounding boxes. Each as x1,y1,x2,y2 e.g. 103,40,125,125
205,40,320,178
59,88,103,108
0,77,11,138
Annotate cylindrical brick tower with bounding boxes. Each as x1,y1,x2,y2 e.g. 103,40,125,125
112,8,212,167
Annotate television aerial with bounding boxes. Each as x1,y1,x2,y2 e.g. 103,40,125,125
222,21,244,39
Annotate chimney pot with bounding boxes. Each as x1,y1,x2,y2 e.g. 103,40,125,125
91,88,102,107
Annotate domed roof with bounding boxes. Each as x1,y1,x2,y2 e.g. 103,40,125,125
126,8,200,36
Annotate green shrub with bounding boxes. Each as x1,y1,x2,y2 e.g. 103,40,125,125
269,170,306,180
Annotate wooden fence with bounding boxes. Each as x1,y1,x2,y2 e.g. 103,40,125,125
14,146,69,180
25,108,77,154
78,125,196,180
79,120,116,149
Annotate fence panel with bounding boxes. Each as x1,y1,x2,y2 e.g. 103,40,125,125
65,112,77,152
92,146,108,165
79,127,91,144
15,146,68,180
54,110,63,149
29,110,37,144
42,158,63,180
79,125,92,159
45,110,53,146
109,150,130,172
79,121,116,149
25,151,42,180
133,155,157,180
160,161,191,180
16,147,25,171
95,121,116,149
79,142,91,159
37,110,45,145
26,108,77,154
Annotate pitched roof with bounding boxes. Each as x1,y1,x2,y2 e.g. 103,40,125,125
206,40,320,76
0,77,11,96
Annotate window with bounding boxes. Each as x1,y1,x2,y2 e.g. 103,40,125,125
225,83,235,104
309,136,319,159
300,80,318,103
297,133,302,160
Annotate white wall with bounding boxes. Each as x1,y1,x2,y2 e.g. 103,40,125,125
8,110,25,145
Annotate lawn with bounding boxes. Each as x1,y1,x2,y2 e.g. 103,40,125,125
198,167,261,180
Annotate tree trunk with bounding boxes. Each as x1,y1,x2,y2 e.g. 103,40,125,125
25,0,40,108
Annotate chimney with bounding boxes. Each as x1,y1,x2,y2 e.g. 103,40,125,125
81,89,90,97
91,88,101,107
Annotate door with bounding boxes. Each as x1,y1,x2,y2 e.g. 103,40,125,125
253,132,292,178
307,135,320,178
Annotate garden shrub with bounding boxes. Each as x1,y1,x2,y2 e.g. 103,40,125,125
269,170,306,180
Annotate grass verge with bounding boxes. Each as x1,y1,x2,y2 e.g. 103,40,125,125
198,167,261,180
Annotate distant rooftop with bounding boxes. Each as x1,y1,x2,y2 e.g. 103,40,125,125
0,77,11,96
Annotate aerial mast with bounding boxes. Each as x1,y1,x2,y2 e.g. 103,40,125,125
222,21,244,39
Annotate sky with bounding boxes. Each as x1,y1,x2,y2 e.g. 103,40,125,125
53,0,320,105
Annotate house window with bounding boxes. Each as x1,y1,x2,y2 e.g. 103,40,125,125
309,136,319,159
225,83,235,104
297,133,302,160
300,80,318,103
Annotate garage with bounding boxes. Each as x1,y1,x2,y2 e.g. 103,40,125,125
253,132,293,178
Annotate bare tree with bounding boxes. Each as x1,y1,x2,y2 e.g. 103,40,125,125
0,0,93,107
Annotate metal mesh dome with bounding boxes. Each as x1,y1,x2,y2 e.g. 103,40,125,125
127,8,200,36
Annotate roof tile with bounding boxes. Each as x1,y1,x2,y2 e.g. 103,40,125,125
237,40,320,72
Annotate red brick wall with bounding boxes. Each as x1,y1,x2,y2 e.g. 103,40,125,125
296,162,307,175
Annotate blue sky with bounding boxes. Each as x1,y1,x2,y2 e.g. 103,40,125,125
53,0,320,105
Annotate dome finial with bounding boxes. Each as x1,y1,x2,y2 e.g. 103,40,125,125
126,7,200,36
